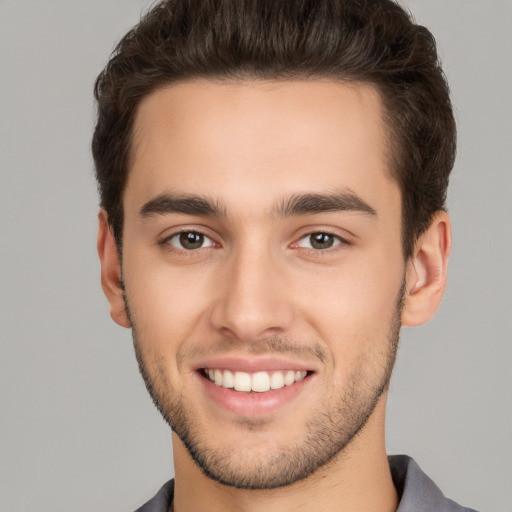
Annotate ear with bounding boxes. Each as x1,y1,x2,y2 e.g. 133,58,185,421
401,211,451,327
97,209,131,328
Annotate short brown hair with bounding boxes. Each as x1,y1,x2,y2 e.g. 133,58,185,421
92,0,456,258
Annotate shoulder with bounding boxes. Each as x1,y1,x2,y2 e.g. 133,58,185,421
132,458,480,512
389,455,480,512
133,480,174,512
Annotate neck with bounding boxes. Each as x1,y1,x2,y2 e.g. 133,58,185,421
171,397,398,512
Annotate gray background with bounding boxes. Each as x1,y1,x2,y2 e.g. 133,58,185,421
0,1,510,511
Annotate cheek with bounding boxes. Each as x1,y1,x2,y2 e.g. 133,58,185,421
296,253,404,355
123,256,214,351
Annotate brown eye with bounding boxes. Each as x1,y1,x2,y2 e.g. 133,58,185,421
310,233,335,249
180,232,204,249
297,232,342,250
166,231,214,250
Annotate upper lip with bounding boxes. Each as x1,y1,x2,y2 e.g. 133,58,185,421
193,356,318,374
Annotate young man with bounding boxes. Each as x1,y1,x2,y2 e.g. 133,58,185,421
94,1,478,511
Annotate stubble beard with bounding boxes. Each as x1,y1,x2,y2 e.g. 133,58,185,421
127,284,404,490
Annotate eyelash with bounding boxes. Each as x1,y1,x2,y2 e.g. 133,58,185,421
293,231,351,253
158,229,351,255
159,229,217,254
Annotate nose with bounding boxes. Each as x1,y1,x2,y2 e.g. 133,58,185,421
209,243,295,343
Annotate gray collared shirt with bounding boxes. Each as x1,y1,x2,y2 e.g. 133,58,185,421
134,455,479,512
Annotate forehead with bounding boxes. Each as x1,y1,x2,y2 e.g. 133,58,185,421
126,79,399,218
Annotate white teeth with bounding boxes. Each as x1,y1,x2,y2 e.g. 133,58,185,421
252,372,271,392
205,368,308,393
234,371,252,392
270,372,285,389
284,370,296,386
222,369,234,389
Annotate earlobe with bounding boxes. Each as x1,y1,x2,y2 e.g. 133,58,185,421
401,211,451,327
97,210,131,328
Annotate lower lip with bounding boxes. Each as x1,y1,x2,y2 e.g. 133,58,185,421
198,372,312,417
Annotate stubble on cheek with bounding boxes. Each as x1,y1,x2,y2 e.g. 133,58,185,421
124,278,405,490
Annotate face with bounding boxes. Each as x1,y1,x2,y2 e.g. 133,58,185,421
120,80,406,489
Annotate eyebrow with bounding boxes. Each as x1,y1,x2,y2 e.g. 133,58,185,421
274,192,377,217
139,193,226,219
139,190,376,220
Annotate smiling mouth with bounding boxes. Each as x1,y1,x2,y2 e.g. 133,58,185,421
202,368,311,393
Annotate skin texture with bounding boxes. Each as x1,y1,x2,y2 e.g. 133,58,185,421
98,79,450,512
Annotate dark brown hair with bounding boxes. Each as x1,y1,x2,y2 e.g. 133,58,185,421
92,0,456,258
